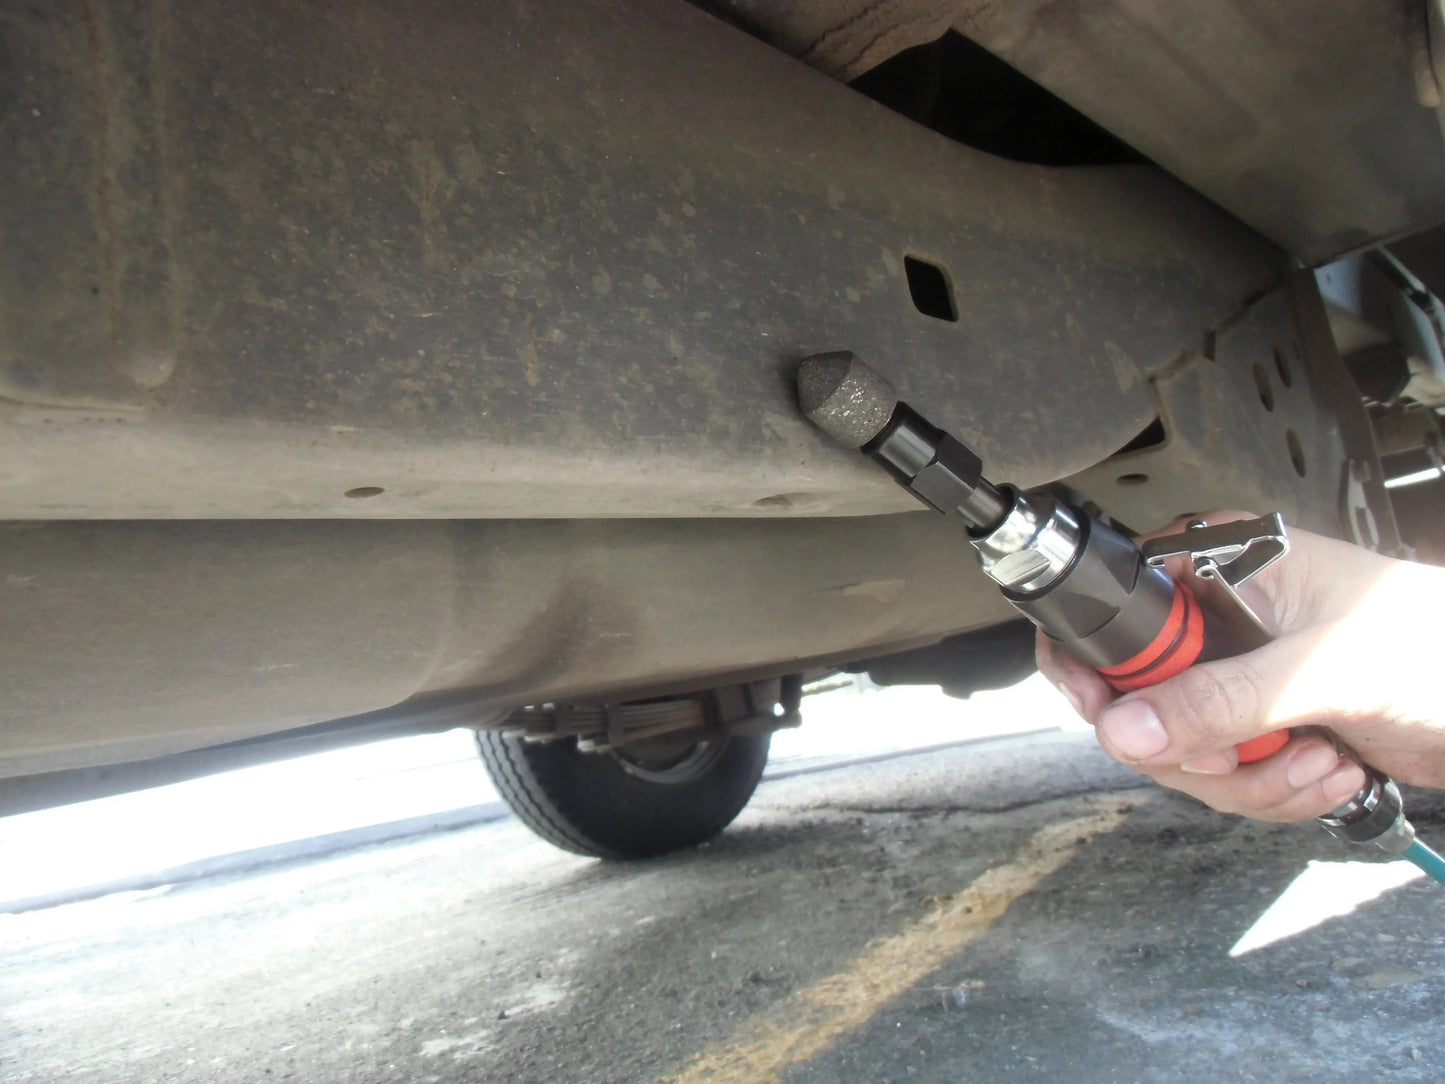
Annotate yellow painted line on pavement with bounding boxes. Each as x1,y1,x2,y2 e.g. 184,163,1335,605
662,800,1134,1084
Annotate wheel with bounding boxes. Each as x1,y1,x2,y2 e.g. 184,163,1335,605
475,729,771,859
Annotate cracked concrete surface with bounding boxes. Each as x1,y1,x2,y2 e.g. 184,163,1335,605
4,727,1445,1083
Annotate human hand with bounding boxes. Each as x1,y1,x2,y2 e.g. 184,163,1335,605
1037,511,1445,822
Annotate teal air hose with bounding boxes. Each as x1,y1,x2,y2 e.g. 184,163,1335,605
1402,838,1445,886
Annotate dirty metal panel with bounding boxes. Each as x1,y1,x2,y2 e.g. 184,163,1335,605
0,513,1014,777
719,0,1445,265
0,0,1284,518
1062,272,1401,553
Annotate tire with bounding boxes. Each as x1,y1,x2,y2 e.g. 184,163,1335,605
475,729,770,859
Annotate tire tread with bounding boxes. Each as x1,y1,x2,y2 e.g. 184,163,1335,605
475,729,768,859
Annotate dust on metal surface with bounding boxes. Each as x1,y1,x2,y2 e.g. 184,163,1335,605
0,0,1288,519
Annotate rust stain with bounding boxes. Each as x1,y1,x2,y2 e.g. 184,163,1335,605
145,0,179,386
413,119,440,268
82,0,121,362
421,134,433,258
520,343,541,388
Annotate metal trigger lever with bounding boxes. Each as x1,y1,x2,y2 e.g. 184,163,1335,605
1141,513,1289,639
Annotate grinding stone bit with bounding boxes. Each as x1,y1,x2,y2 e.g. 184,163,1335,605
795,352,899,448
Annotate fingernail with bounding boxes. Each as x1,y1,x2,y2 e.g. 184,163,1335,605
1322,764,1367,805
1180,752,1236,775
1096,700,1169,759
1285,744,1340,789
1056,681,1086,717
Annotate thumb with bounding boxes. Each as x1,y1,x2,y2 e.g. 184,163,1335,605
1092,628,1337,767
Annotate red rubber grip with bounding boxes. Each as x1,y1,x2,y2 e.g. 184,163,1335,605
1096,582,1287,765
1097,581,1205,692
1233,731,1290,762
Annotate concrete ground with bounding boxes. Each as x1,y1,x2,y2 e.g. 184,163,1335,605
4,688,1445,1083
